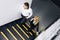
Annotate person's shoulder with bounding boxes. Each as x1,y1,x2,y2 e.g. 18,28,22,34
29,8,32,11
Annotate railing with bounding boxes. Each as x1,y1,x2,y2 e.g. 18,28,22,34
35,18,60,40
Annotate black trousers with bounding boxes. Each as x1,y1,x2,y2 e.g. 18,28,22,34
28,22,39,32
20,14,27,24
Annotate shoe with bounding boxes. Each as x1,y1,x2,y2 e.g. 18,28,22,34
36,32,39,36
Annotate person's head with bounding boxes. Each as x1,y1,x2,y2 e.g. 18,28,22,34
34,16,39,21
23,2,29,9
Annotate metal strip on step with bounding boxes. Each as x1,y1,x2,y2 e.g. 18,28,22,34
25,22,36,33
12,26,25,40
22,25,28,31
7,28,17,40
22,24,33,35
25,22,30,28
32,29,36,33
0,31,9,40
16,24,29,38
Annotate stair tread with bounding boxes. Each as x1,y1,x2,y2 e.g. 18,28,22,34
0,19,36,40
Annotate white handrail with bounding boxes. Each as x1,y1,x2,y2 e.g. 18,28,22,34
35,18,60,40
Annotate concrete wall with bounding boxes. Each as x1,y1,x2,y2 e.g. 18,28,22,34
0,0,32,26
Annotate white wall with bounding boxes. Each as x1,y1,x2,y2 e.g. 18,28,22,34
0,0,32,26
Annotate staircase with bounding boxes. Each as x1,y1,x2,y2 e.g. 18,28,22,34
0,19,36,40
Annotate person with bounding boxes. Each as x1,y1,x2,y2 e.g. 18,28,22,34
28,16,39,35
19,2,33,24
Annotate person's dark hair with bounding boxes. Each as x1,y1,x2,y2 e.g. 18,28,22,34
24,2,29,9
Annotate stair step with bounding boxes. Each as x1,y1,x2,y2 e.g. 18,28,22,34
0,19,37,40
16,24,30,38
7,28,17,40
12,26,25,40
0,31,9,40
8,25,22,40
